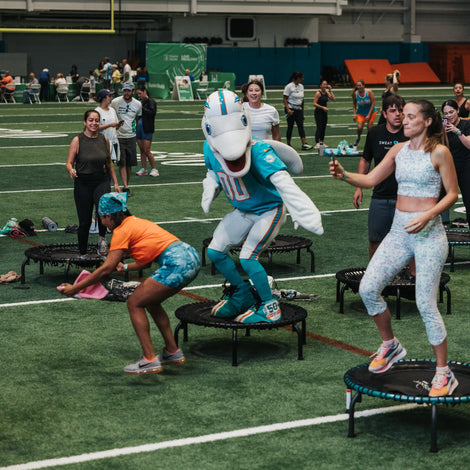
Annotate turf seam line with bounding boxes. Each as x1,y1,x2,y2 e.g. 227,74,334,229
0,404,418,470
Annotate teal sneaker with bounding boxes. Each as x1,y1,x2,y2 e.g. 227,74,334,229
211,281,256,318
235,298,282,324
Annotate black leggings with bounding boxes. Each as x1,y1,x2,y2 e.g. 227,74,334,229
456,159,470,227
314,109,328,143
74,174,110,254
286,109,306,142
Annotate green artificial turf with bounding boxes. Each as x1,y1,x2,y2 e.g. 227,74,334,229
1,87,469,469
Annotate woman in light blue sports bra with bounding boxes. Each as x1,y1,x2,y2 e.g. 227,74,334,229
352,79,377,149
330,99,459,397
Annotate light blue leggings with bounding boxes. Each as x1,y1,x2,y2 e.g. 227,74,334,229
359,209,448,346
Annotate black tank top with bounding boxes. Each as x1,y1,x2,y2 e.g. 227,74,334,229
458,99,469,118
75,132,109,175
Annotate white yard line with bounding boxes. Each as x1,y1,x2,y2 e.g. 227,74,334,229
0,404,419,470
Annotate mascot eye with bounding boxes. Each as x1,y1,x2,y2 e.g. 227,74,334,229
241,115,248,126
205,123,212,135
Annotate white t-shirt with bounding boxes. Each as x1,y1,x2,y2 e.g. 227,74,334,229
243,102,280,140
111,97,142,138
283,82,304,110
123,63,132,82
95,106,120,161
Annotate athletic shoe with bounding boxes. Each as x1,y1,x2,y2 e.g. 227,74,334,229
314,142,321,149
79,254,88,260
235,298,282,324
123,187,131,197
368,340,407,373
301,144,313,151
149,169,159,177
96,237,108,256
211,281,256,318
159,348,186,366
429,370,459,397
136,168,148,176
124,356,162,375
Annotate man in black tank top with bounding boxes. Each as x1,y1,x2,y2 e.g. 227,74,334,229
353,95,408,258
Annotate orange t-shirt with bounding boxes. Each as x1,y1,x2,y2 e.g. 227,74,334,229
110,216,179,265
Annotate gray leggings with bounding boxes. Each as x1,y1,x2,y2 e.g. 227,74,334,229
359,209,448,346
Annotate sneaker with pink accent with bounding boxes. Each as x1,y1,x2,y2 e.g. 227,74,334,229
429,369,458,397
368,340,407,373
136,168,148,176
149,169,159,177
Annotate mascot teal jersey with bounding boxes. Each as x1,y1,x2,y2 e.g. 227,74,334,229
203,139,287,215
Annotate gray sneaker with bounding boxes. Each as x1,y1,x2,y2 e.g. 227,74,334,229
159,348,186,366
124,356,162,375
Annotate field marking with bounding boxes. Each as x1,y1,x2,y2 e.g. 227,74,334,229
0,404,419,470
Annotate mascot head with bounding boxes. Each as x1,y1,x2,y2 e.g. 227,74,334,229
202,90,252,177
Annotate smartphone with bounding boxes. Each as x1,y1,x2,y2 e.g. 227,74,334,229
442,118,448,126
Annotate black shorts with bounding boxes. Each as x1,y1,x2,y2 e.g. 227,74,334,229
117,137,137,167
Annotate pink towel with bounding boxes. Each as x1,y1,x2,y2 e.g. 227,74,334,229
72,270,109,299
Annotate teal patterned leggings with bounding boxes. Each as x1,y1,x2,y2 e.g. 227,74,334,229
359,209,448,346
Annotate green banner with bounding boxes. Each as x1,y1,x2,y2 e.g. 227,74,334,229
146,43,207,99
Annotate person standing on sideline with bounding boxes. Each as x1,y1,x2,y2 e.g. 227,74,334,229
441,99,470,228
39,68,50,102
352,79,377,149
122,59,132,83
59,192,201,375
66,110,120,258
95,89,121,163
353,95,408,259
452,83,470,119
377,70,399,125
111,82,142,196
283,71,313,151
101,57,113,90
330,99,459,397
242,79,281,141
313,80,335,148
135,86,159,177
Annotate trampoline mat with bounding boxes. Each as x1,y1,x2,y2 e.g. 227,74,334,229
175,301,307,330
24,244,103,267
345,360,470,404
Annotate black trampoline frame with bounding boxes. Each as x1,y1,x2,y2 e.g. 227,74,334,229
344,360,470,452
201,235,315,275
173,301,307,366
335,267,451,319
21,243,104,284
446,229,470,272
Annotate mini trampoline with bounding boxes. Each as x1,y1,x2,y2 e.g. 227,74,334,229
344,360,470,452
335,267,451,319
21,243,104,284
201,235,315,275
173,301,307,366
446,229,470,272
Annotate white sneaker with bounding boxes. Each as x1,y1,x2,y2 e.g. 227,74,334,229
314,143,321,149
149,169,159,177
136,168,147,176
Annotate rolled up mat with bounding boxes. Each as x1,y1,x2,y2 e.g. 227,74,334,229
42,217,58,232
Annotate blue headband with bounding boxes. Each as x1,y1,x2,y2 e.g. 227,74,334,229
98,192,128,216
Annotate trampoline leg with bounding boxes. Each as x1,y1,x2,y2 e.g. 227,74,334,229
307,247,315,273
395,288,401,320
339,285,348,314
232,328,238,366
348,391,362,438
301,318,306,345
39,260,44,275
292,323,304,360
21,257,30,284
430,404,438,453
444,286,451,315
449,246,455,272
201,245,206,267
173,322,182,346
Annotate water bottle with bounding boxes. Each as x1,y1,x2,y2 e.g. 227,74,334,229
319,142,325,156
